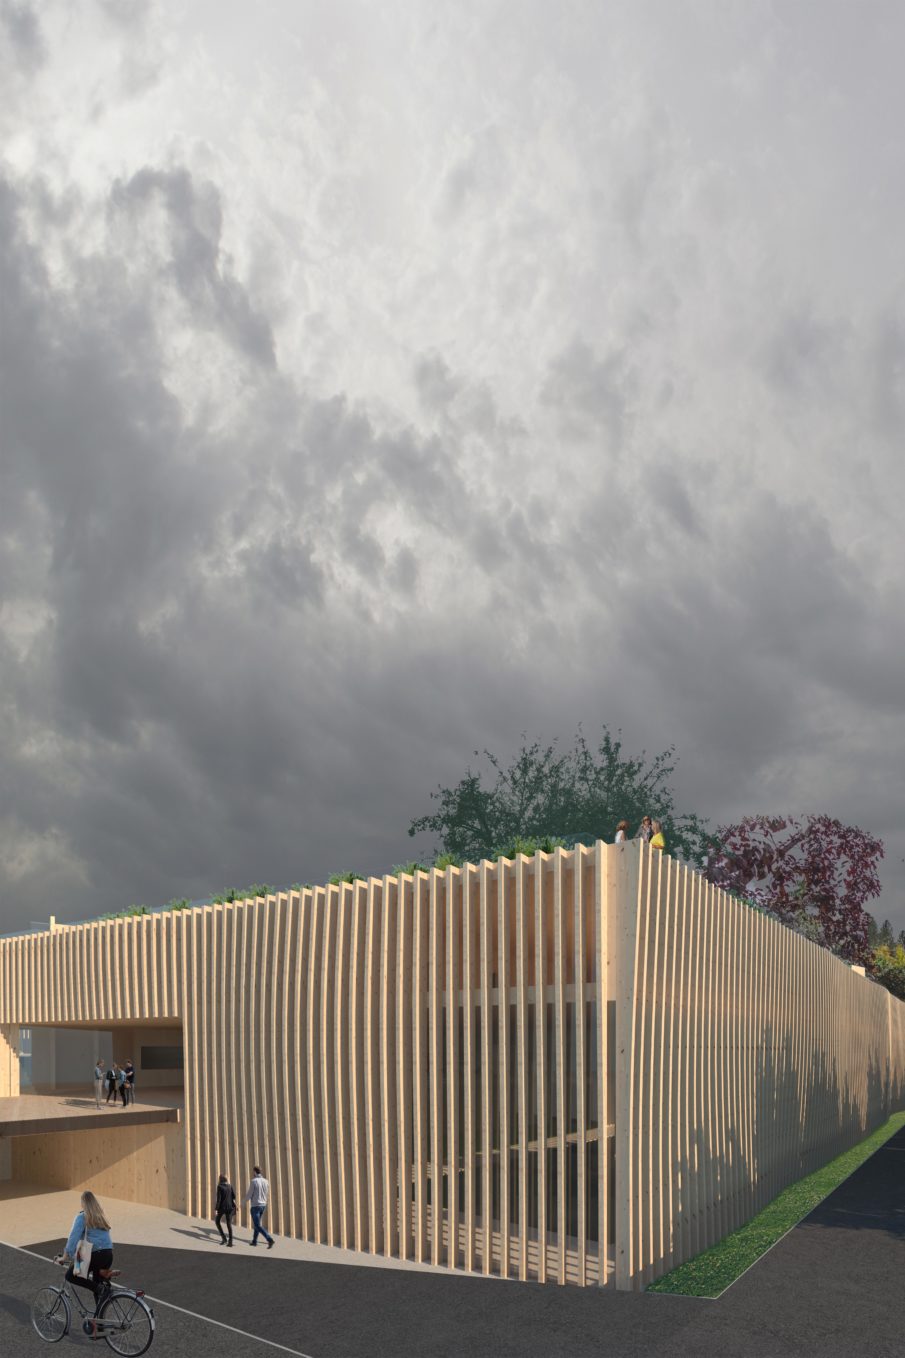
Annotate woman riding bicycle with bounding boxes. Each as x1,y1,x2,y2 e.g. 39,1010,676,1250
54,1190,114,1306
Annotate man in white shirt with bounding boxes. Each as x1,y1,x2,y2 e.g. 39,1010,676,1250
244,1166,275,1248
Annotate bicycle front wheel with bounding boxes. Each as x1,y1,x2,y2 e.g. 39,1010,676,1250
31,1286,70,1342
98,1291,155,1356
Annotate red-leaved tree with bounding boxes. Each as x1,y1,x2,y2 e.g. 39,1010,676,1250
703,814,883,964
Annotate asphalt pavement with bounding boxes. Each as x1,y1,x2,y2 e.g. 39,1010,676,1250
5,1125,902,1358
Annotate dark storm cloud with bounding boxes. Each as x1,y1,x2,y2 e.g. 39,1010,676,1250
3,0,905,940
0,162,559,928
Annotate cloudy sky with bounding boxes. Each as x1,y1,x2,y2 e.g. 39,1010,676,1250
2,0,904,935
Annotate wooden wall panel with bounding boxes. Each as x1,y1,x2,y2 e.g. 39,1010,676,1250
11,1121,185,1211
617,843,905,1290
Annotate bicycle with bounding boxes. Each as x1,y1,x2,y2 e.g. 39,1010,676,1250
31,1260,155,1354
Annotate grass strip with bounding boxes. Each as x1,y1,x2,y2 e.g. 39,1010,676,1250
647,1109,905,1298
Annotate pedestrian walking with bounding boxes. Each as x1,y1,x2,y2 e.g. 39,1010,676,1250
93,1059,105,1109
115,1064,127,1108
244,1166,275,1248
650,819,666,852
124,1058,135,1105
104,1064,117,1105
614,820,629,844
214,1173,237,1246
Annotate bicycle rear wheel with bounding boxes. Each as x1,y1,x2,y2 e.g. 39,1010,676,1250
98,1291,155,1355
31,1286,70,1342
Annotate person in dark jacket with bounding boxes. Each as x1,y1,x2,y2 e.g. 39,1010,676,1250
214,1173,237,1246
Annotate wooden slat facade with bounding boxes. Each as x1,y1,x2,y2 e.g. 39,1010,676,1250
1,843,904,1289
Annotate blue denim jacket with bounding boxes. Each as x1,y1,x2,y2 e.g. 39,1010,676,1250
65,1211,113,1258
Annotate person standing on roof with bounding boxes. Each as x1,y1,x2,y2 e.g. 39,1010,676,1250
93,1058,105,1109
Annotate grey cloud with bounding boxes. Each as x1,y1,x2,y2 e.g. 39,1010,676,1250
436,126,507,221
0,0,44,72
96,0,147,30
238,534,325,613
111,168,276,366
414,353,461,413
540,337,637,449
761,307,847,398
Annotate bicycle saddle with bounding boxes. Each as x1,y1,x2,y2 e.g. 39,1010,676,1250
98,1269,122,1279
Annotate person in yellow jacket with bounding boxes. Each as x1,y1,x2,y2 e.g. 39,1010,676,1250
650,820,666,851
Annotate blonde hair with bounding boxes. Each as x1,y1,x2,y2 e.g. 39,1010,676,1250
81,1191,110,1232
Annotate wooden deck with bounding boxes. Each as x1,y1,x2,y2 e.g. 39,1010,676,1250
0,1087,182,1137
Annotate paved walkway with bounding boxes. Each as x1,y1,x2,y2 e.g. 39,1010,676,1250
0,1182,457,1274
4,1125,903,1356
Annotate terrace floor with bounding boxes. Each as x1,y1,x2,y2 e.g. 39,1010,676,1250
0,1086,182,1137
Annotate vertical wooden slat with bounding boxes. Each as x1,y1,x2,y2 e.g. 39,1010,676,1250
321,884,340,1246
703,877,718,1250
234,905,249,1226
225,906,242,1227
662,854,679,1275
266,895,284,1234
713,880,727,1245
275,894,295,1239
652,848,669,1283
497,858,510,1279
335,882,353,1249
689,867,705,1256
307,887,326,1243
412,872,429,1261
379,875,398,1259
428,870,443,1267
552,849,567,1283
395,874,413,1261
364,877,384,1254
207,905,221,1216
348,882,367,1250
462,864,477,1273
634,845,654,1284
480,860,494,1275
515,854,530,1281
186,909,202,1215
677,863,694,1265
446,866,459,1269
573,846,587,1285
596,840,609,1286
724,893,738,1233
532,852,546,1276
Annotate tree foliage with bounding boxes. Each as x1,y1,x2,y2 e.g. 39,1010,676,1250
408,726,711,865
704,814,883,964
871,944,905,1001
